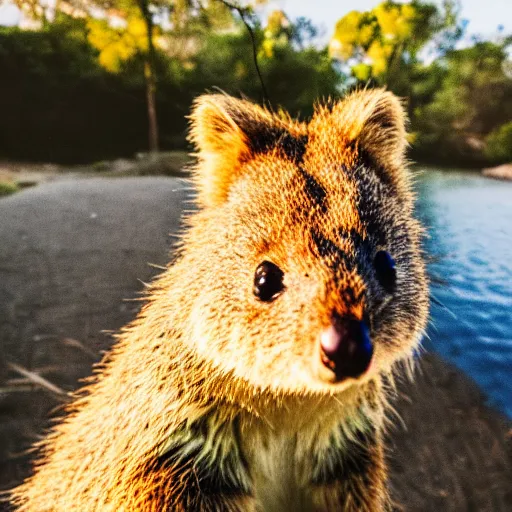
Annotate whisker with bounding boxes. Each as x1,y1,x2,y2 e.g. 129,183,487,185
430,294,457,319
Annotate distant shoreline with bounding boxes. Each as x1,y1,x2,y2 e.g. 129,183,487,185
3,153,511,190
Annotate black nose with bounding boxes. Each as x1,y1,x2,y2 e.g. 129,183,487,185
320,317,373,381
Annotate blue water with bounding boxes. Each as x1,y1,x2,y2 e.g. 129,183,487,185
415,169,512,418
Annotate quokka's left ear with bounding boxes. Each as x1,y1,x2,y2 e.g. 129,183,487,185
188,94,291,208
328,89,409,187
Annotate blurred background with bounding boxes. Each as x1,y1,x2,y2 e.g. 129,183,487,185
0,1,511,510
0,0,511,166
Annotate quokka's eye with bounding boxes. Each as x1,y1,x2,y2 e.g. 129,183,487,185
253,261,285,302
373,250,396,293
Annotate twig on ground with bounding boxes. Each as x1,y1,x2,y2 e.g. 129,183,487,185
62,337,98,358
7,362,67,397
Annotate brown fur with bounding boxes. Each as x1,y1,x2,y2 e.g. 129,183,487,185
10,89,429,511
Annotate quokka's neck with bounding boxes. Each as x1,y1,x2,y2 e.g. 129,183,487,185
166,343,385,431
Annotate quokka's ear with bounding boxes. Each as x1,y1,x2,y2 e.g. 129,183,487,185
332,89,408,185
188,94,279,208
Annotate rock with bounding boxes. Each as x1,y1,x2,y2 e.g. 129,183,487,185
482,163,512,181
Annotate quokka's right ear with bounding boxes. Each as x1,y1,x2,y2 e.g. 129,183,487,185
327,89,410,192
188,94,276,208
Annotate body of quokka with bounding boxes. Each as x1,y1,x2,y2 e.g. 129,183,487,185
11,90,429,511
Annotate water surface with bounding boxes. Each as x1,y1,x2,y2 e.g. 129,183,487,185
415,169,512,418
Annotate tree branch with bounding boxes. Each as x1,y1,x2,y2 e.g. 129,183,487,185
217,0,269,106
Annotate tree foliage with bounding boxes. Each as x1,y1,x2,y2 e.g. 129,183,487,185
485,122,512,164
413,40,512,163
0,17,148,162
330,1,450,83
329,0,511,165
1,0,511,166
87,13,148,72
0,8,342,162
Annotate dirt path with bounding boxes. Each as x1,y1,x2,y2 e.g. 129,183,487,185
0,178,510,511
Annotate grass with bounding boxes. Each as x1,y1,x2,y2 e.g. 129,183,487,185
90,151,193,177
0,181,20,197
128,151,193,177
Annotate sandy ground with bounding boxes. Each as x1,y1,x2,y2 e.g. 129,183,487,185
0,178,510,511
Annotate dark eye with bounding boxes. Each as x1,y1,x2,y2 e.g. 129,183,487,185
253,261,285,302
374,250,396,293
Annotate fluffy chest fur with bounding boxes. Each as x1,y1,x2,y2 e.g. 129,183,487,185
156,386,381,511
248,429,316,512
243,395,383,511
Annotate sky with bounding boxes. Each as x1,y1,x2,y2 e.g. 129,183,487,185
272,0,510,41
0,0,511,41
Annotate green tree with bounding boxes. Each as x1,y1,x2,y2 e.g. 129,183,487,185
0,17,141,163
413,39,512,164
79,0,170,152
61,0,233,153
329,0,462,92
183,12,342,118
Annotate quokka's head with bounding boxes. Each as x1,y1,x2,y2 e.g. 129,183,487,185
181,90,429,396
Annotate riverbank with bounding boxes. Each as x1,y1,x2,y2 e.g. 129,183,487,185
4,154,511,195
0,177,510,510
0,152,191,191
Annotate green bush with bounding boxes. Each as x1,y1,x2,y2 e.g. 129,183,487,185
0,22,144,163
0,181,20,197
485,122,512,164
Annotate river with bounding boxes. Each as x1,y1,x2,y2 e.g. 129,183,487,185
416,168,512,418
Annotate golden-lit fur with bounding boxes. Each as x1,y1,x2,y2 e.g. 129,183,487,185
11,89,429,511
